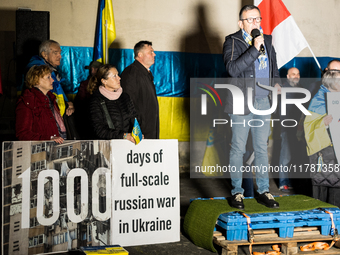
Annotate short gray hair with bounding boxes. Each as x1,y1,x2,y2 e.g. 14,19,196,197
39,40,60,57
322,70,340,91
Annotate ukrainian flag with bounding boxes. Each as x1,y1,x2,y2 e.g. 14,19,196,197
202,127,223,177
132,118,143,145
94,0,116,64
304,85,332,156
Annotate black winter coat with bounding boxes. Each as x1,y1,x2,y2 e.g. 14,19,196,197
120,60,159,139
222,29,281,115
89,89,138,139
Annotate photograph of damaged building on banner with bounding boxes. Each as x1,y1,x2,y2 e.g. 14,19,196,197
2,140,112,255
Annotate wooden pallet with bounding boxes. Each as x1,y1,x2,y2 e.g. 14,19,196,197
213,227,340,255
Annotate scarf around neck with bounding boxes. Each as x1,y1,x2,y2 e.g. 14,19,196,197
34,87,66,135
242,27,268,70
99,86,123,100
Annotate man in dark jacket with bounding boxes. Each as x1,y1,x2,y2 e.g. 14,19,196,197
278,67,301,192
25,40,74,117
120,41,159,139
223,5,281,209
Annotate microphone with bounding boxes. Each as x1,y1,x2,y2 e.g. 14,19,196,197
251,28,265,54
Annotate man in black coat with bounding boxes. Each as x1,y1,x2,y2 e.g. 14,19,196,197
278,67,301,192
120,41,159,139
223,5,281,210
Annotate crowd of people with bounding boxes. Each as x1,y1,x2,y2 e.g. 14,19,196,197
16,40,158,145
14,4,340,209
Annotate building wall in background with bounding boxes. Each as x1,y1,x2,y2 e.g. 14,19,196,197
1,0,339,95
1,0,339,166
0,0,339,57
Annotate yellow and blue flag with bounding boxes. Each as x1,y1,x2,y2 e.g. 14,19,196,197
132,118,143,145
202,127,223,177
304,85,332,156
94,0,116,64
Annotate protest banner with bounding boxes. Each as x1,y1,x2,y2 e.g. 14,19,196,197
2,140,179,255
110,140,180,246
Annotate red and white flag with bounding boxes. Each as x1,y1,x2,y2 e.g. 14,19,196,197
254,0,308,68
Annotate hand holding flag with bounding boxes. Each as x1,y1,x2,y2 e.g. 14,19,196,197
132,118,143,145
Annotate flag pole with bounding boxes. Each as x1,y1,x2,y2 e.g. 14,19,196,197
105,19,108,64
306,43,322,73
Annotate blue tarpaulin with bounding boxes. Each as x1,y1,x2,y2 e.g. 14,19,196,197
58,46,338,96
59,46,226,97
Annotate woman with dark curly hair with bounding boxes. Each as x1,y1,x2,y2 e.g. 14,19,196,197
88,64,140,143
16,65,65,144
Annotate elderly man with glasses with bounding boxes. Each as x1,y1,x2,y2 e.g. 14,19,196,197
222,5,281,209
